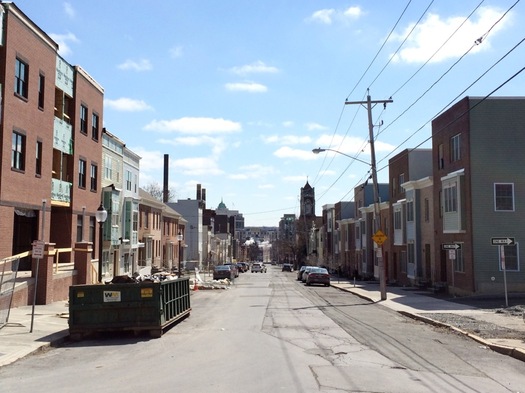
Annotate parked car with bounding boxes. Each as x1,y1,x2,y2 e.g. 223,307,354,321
251,262,267,273
301,266,318,282
296,266,306,280
224,263,239,277
305,267,330,287
213,265,235,280
282,264,294,272
236,262,248,273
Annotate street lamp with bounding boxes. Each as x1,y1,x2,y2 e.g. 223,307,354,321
312,146,387,300
312,147,370,165
95,203,107,283
177,231,183,278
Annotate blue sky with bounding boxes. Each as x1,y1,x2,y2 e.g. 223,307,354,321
13,1,524,226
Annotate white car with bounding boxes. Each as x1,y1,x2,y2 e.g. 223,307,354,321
251,263,267,273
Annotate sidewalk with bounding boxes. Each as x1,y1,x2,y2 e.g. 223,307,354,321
1,280,524,368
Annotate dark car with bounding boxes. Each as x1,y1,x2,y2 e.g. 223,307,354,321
224,263,239,277
236,262,248,273
213,265,235,280
282,264,294,272
306,267,330,287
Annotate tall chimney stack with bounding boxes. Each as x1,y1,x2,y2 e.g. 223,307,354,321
163,154,169,203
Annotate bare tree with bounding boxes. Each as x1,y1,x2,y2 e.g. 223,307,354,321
143,182,177,202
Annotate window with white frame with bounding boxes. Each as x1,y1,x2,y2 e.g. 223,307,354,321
125,170,132,191
444,182,457,213
394,209,402,229
494,183,514,211
104,155,112,180
406,200,414,222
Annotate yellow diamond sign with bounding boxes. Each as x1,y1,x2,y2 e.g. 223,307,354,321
372,230,387,246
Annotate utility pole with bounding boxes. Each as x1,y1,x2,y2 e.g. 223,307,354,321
345,91,393,301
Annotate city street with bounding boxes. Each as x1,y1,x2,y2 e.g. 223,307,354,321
1,265,524,393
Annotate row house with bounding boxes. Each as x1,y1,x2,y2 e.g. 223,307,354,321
334,96,525,296
100,129,143,279
138,188,185,272
0,3,103,269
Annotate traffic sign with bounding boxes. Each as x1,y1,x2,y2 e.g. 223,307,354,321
372,230,387,246
442,243,461,250
491,237,515,246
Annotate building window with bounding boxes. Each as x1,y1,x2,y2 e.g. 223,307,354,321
424,198,430,222
15,58,28,98
78,159,86,188
454,247,464,272
12,131,26,171
76,214,83,242
35,141,42,176
406,200,414,222
398,173,405,194
400,250,407,273
90,164,98,191
89,217,96,258
104,155,112,180
438,144,444,169
126,170,132,191
443,183,457,213
80,105,88,134
500,244,519,271
450,134,461,162
394,209,402,230
494,183,514,211
92,113,99,141
38,73,45,109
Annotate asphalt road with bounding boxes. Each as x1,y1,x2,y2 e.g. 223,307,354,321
1,266,524,392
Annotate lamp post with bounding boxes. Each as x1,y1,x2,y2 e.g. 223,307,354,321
177,231,183,278
312,146,387,300
95,203,107,283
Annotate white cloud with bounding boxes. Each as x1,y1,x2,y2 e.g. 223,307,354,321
262,135,312,145
343,6,362,18
172,157,223,176
49,32,79,56
229,61,279,75
283,175,309,182
117,59,153,71
308,6,363,24
169,45,183,59
273,147,317,160
282,121,294,128
310,9,335,24
225,82,268,93
258,184,275,189
305,122,328,131
144,117,242,134
64,2,75,18
129,148,165,172
391,6,509,64
104,98,152,112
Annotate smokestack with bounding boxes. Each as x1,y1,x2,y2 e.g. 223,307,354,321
163,154,169,203
196,184,202,201
202,188,206,203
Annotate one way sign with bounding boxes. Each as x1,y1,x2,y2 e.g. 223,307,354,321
491,237,515,246
442,243,461,250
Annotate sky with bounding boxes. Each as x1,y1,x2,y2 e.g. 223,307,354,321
11,1,525,226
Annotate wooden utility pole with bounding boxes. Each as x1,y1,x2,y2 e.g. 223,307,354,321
345,91,393,301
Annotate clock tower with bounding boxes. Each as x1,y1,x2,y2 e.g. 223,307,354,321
300,180,315,219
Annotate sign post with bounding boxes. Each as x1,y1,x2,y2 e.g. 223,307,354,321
491,237,513,308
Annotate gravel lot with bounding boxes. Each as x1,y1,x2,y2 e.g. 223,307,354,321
424,304,525,340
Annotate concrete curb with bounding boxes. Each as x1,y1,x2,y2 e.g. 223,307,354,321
333,283,525,363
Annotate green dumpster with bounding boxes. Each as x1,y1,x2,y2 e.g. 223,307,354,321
68,277,191,339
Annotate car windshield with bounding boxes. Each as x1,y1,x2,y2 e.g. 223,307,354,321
311,268,328,274
215,266,230,271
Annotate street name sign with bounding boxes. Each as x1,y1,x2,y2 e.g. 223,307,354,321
442,243,461,250
491,237,515,246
